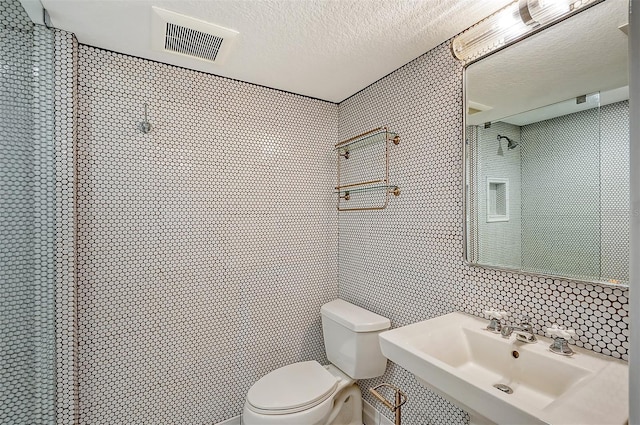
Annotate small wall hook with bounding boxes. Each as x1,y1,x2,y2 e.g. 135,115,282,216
138,103,152,134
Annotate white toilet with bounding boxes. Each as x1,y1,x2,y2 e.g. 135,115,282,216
242,299,391,425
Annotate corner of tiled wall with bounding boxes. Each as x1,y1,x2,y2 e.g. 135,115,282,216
53,28,79,425
336,40,629,424
75,46,339,423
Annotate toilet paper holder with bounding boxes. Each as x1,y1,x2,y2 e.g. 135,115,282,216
369,383,408,425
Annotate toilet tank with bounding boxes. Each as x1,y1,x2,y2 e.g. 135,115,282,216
320,299,391,379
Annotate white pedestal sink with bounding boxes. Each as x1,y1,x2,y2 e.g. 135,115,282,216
379,312,628,425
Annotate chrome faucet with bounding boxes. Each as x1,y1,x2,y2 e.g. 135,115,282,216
546,325,576,356
501,317,537,343
483,310,508,333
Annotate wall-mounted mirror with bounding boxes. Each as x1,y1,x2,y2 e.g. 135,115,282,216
464,0,629,285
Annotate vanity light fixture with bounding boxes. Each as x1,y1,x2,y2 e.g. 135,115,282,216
452,0,601,63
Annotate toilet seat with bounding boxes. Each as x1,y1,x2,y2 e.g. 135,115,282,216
246,361,339,415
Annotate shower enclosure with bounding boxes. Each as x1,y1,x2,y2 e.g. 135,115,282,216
1,1,76,423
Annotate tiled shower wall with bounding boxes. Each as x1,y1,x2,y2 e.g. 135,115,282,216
600,101,630,282
76,46,338,423
472,121,522,268
1,3,47,421
1,1,76,423
469,101,629,283
337,42,630,424
521,105,602,280
521,100,630,283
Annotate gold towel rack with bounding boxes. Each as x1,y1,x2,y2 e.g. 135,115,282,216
335,126,401,211
335,179,383,190
335,127,384,147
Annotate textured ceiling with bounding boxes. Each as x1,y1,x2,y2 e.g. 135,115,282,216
37,0,511,103
466,0,628,126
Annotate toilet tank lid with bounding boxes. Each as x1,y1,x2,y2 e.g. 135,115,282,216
321,299,391,332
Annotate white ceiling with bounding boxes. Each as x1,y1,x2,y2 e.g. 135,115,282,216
35,0,512,103
466,0,629,126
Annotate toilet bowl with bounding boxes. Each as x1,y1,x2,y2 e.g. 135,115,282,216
242,299,391,425
243,363,361,425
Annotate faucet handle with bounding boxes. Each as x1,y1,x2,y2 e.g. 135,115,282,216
546,325,576,356
546,324,576,341
484,310,508,320
484,310,508,333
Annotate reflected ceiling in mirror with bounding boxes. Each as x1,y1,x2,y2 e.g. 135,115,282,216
464,0,629,286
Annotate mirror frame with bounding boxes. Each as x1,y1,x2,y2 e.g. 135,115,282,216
460,0,628,288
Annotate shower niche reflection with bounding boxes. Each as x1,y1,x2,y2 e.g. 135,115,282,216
464,0,630,285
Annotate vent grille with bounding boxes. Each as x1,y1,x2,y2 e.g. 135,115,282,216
165,23,224,62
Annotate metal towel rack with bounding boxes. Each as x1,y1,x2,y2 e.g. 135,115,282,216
334,127,401,211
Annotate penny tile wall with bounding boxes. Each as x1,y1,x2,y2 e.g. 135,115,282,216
1,1,76,423
76,46,338,424
52,29,78,425
600,101,631,283
1,3,47,421
468,101,629,283
521,105,599,280
337,41,630,424
2,0,631,423
469,121,523,268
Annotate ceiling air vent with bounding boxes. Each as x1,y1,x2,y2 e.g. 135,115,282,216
165,23,224,62
152,7,238,65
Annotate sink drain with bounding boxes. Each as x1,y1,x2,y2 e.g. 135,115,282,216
493,383,513,394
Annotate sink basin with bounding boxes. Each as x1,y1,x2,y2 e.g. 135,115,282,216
379,312,628,425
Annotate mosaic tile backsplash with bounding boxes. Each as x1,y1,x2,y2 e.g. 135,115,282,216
337,42,630,424
76,46,338,424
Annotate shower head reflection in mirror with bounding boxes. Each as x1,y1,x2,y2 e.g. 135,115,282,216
497,134,519,150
